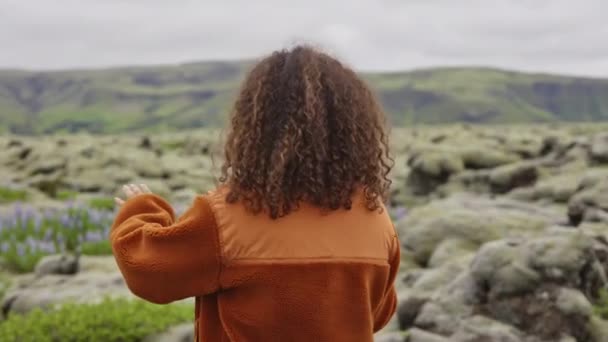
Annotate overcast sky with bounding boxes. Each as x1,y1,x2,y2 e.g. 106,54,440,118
0,0,606,76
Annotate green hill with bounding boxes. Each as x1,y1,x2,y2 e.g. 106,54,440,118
1,61,608,134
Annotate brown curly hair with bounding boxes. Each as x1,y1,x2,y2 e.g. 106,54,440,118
220,45,393,219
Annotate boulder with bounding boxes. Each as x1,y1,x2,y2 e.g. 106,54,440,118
34,254,79,277
589,133,608,164
63,169,109,193
488,161,539,194
1,271,132,317
568,179,608,226
403,227,608,341
1,256,130,318
396,194,561,266
450,315,526,342
406,150,464,195
458,146,520,170
130,151,170,179
509,172,583,203
26,156,67,176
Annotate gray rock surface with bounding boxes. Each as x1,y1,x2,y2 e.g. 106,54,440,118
395,195,608,342
1,256,133,318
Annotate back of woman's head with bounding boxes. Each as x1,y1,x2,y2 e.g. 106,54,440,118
220,45,393,219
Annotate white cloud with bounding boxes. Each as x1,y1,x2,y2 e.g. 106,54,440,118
0,0,606,76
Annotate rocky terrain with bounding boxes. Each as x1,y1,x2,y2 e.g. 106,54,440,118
0,130,220,210
2,123,608,341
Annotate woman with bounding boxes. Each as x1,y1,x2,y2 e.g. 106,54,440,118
112,45,399,342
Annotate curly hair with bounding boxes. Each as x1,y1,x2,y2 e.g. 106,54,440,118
220,45,393,219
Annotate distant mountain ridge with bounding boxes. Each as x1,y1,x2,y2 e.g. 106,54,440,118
1,61,608,134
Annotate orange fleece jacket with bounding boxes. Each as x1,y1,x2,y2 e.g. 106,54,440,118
110,188,400,342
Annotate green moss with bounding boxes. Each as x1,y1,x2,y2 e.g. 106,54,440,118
80,241,113,256
593,288,608,319
459,147,520,169
0,187,28,203
161,140,186,151
56,190,79,201
88,197,115,211
0,271,11,302
0,297,193,342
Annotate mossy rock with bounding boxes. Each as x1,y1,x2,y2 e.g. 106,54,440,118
488,162,539,194
405,150,464,196
509,172,582,203
0,186,28,203
408,151,464,178
0,184,48,203
397,194,560,266
458,147,520,169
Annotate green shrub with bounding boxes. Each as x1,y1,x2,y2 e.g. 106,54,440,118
0,297,193,342
594,288,608,319
0,271,11,302
0,187,28,203
88,197,116,211
56,190,79,201
160,140,185,151
80,241,113,255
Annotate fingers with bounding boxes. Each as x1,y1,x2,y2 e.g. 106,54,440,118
140,184,152,193
114,197,125,206
123,185,135,198
122,183,152,200
129,184,141,196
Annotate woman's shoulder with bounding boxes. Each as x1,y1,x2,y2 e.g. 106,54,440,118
201,185,231,208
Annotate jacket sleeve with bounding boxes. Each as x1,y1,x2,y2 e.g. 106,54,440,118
110,193,221,304
373,233,400,331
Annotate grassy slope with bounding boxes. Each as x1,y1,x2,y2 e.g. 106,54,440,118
1,62,608,134
367,68,608,125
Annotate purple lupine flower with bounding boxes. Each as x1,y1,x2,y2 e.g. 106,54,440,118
25,237,38,252
89,210,100,225
14,203,22,220
85,231,104,243
42,208,54,220
44,229,53,241
392,206,407,220
39,241,56,254
16,243,25,257
104,212,114,222
59,213,71,228
55,233,66,253
33,213,43,232
55,234,64,247
22,206,34,222
8,214,18,229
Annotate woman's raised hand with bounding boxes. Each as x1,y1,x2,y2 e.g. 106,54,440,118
115,183,152,207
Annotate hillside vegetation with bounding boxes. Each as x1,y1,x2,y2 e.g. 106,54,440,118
2,61,608,134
